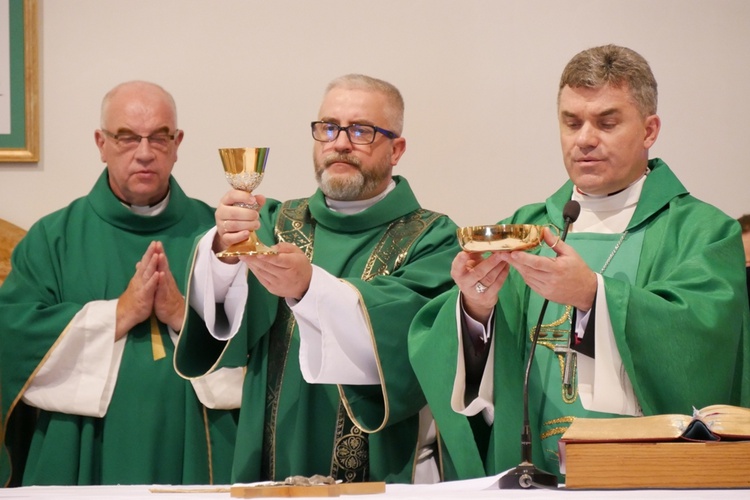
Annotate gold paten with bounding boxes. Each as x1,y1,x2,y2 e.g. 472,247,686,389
457,223,558,252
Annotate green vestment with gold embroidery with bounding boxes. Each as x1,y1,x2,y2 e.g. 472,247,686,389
175,176,461,483
409,159,750,481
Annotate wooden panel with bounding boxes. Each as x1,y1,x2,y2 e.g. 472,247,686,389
564,441,750,489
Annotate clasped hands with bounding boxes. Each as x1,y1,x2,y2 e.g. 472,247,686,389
214,189,312,301
454,228,597,323
116,240,184,340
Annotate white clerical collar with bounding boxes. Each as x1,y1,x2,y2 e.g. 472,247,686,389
571,169,649,233
573,169,648,211
126,191,170,216
325,180,396,215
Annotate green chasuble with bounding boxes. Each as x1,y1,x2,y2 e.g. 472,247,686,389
0,169,238,486
409,159,750,481
175,176,461,483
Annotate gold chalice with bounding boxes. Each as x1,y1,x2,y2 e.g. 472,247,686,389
216,147,274,258
457,224,559,252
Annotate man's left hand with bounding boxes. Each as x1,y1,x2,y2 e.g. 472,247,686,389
498,228,597,311
152,241,186,331
242,242,312,300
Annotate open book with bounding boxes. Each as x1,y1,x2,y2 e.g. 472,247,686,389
559,404,750,489
561,404,750,443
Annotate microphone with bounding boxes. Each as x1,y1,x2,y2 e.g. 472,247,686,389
560,200,581,240
499,200,581,489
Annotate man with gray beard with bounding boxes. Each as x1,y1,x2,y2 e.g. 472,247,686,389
174,75,461,484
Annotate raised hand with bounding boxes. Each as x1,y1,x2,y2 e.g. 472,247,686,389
152,241,185,332
498,228,597,311
213,189,267,259
115,241,161,340
452,250,510,323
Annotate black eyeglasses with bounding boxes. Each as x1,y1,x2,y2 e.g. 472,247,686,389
101,129,179,151
310,121,398,145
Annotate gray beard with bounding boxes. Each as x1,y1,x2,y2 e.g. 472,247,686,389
318,169,373,200
315,153,390,201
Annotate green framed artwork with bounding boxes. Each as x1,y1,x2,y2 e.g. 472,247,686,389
0,0,38,162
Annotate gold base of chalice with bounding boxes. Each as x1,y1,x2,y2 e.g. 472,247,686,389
216,234,276,258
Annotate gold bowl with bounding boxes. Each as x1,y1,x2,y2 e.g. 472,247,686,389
457,224,549,252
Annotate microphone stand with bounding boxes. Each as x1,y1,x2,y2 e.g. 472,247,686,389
497,298,559,489
499,201,580,489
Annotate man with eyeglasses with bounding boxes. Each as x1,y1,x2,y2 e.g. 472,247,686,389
174,74,461,484
0,81,239,486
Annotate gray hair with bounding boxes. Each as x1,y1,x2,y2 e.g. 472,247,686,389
325,74,404,135
558,45,658,117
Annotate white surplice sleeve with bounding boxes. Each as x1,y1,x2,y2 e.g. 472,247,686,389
452,295,495,425
575,274,641,416
182,227,247,408
189,227,248,341
296,266,378,385
22,300,125,417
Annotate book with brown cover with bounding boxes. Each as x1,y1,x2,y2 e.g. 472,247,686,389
558,404,750,489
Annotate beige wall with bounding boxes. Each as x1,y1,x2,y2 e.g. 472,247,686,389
2,0,749,230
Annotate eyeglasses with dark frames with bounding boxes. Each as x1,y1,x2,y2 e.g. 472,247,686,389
101,129,179,151
310,121,398,145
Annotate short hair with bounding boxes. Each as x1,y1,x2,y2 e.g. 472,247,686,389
558,44,658,118
325,74,404,135
739,214,750,233
100,80,177,128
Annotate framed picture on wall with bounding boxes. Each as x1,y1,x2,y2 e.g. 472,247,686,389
0,0,38,162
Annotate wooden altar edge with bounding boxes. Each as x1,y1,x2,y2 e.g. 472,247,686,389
230,481,386,497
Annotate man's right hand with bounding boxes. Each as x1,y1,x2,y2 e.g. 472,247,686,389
115,241,162,340
452,250,509,324
212,189,266,262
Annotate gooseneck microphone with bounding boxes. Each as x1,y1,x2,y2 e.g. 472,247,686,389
499,200,581,489
560,200,581,240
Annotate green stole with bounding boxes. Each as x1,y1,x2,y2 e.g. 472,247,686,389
526,229,644,478
262,198,441,482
